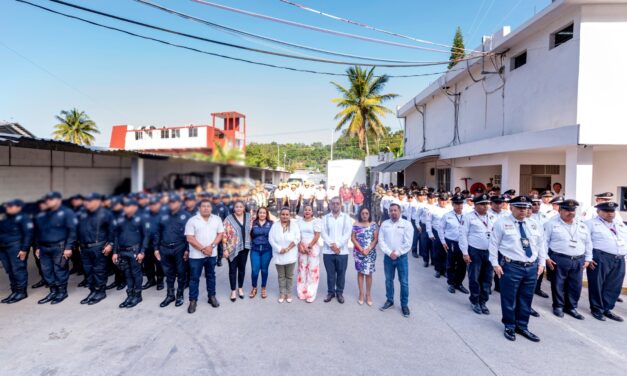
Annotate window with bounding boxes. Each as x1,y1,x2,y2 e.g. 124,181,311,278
135,131,143,140
550,23,574,49
511,51,527,70
160,128,169,138
188,127,198,137
436,168,451,192
171,129,180,138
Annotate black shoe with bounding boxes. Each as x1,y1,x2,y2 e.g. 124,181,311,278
160,288,176,307
591,311,606,321
471,303,482,314
188,300,197,314
447,285,455,294
78,279,88,288
156,278,164,290
504,328,516,341
337,294,345,304
106,281,118,290
323,294,335,303
126,290,142,308
81,291,96,305
456,285,470,294
603,311,624,322
480,304,490,315
69,268,78,275
208,296,220,308
216,259,222,267
530,308,540,317
617,297,623,303
32,280,47,289
434,271,441,279
402,306,410,317
515,327,540,342
535,289,549,298
51,287,68,305
1,292,16,303
565,308,584,320
88,290,106,305
7,291,27,304
379,301,394,311
412,252,419,259
553,307,564,318
142,279,157,290
119,293,133,308
38,288,57,304
175,289,185,307
116,283,126,291
423,261,429,268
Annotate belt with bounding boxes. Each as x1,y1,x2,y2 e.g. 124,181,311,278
161,242,184,248
593,249,626,259
40,242,64,248
81,241,107,248
118,245,139,252
0,240,21,248
549,251,584,260
503,256,537,267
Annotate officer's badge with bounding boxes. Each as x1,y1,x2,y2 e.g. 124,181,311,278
531,224,536,230
0,214,5,221
15,215,22,221
57,211,65,217
162,215,169,220
180,215,186,220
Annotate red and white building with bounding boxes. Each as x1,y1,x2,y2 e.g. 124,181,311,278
109,111,247,156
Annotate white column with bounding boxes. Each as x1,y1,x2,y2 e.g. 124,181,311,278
244,168,250,180
131,158,144,192
565,145,593,207
261,170,266,183
213,165,221,187
501,156,520,193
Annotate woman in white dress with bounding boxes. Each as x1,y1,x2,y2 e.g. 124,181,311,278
296,205,322,302
269,207,300,303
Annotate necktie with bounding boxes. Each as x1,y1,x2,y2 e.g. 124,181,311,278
518,221,533,257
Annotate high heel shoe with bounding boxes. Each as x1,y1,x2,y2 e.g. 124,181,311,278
230,292,237,302
238,289,244,300
249,288,257,299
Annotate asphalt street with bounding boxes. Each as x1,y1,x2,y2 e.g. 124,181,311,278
1,245,626,376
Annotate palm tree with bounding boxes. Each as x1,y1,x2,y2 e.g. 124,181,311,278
52,108,99,145
331,66,398,155
213,142,244,164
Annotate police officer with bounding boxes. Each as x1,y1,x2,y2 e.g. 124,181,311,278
440,194,468,294
426,193,450,279
77,193,115,305
31,199,49,290
544,199,592,319
529,194,549,299
136,192,150,216
69,194,86,284
35,191,77,305
212,194,228,267
142,197,164,291
106,196,126,291
154,193,192,308
460,194,493,314
112,199,149,308
418,191,436,268
585,202,627,321
184,193,198,216
0,199,33,304
490,196,546,342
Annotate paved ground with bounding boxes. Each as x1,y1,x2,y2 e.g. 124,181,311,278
1,248,626,376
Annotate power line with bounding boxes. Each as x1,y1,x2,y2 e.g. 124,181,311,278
15,0,461,78
191,0,484,56
277,0,482,54
134,0,441,65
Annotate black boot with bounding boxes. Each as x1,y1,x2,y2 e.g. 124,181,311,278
51,285,68,304
142,279,156,290
175,289,185,307
116,282,127,291
119,291,133,308
88,288,106,305
8,289,27,304
156,277,164,291
105,281,118,290
1,291,16,304
32,279,47,289
81,290,96,304
160,288,175,307
126,290,142,308
38,287,57,304
78,279,88,288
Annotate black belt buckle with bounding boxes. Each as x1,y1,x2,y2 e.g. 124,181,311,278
504,256,535,267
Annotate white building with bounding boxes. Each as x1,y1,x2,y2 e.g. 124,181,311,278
385,0,627,219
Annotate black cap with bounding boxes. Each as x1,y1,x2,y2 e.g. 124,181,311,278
4,199,24,207
550,196,564,205
559,199,579,211
530,194,542,203
595,201,618,212
451,194,465,204
70,194,84,200
594,192,614,199
509,195,532,208
184,193,196,201
490,195,504,204
472,194,490,204
44,191,62,200
123,199,139,207
84,192,103,201
148,197,160,205
541,190,554,198
438,193,450,201
503,189,516,196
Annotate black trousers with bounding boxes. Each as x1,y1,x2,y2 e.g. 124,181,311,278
548,251,584,310
419,223,431,263
410,220,420,254
587,249,625,314
323,253,348,295
467,246,493,305
80,245,108,290
143,247,164,281
431,230,447,274
118,251,142,292
500,260,538,330
228,249,249,290
160,244,186,290
445,239,466,286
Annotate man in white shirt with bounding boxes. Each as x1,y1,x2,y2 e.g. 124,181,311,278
418,192,437,267
184,199,224,313
314,185,327,218
380,189,395,221
539,191,554,214
440,194,468,294
378,203,414,317
321,197,352,304
426,193,451,278
327,184,340,200
580,192,614,221
529,194,550,299
544,199,592,320
409,191,423,258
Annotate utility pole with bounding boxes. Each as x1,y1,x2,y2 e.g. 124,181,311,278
330,128,335,160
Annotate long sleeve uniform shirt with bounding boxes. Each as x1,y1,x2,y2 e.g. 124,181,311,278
153,208,192,248
378,217,414,256
459,211,494,255
113,214,150,254
35,206,77,249
0,211,33,251
489,215,547,266
543,216,592,261
321,212,352,255
77,207,115,246
426,205,451,238
439,210,464,243
585,217,627,256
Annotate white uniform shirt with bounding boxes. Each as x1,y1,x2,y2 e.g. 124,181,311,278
459,211,494,255
378,217,414,256
321,212,352,255
184,214,224,258
544,216,593,261
269,220,301,265
288,189,301,201
380,195,394,212
439,210,464,243
426,205,450,238
585,217,627,256
462,203,474,214
327,187,340,199
540,203,553,214
530,211,548,225
488,208,508,221
314,188,327,201
400,198,410,218
302,187,315,200
419,202,435,224
489,214,547,266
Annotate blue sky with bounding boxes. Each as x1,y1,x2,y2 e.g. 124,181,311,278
0,0,549,146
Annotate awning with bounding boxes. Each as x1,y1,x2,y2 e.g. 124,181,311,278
375,152,440,173
370,160,396,173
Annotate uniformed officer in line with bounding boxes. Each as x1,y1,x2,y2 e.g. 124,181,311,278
184,193,198,216
112,199,149,308
0,199,33,304
543,199,592,319
427,193,452,279
142,197,164,291
154,193,192,308
545,196,563,220
529,194,550,299
106,196,127,291
31,199,49,290
212,194,228,267
440,194,469,294
136,192,150,216
418,192,436,268
223,193,235,215
460,194,494,314
488,195,507,220
539,191,554,214
35,191,78,305
585,202,627,322
581,192,614,221
77,193,115,305
490,195,546,342
68,194,86,284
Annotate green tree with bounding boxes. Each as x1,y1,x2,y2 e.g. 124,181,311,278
213,142,244,164
52,108,99,145
448,26,465,69
331,66,398,156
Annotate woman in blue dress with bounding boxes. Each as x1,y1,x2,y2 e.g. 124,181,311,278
351,207,379,306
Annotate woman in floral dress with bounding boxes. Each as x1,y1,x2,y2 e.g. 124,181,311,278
351,207,379,306
296,205,322,302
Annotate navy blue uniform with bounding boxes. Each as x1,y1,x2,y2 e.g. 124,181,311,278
34,206,77,291
77,207,114,292
154,209,191,292
142,209,164,285
113,213,150,293
0,210,33,294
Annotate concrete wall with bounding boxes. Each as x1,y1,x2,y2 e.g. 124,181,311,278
327,160,365,188
592,148,627,220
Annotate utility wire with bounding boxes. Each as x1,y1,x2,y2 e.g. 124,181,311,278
38,0,481,68
191,0,485,56
134,0,440,64
277,0,482,54
15,0,461,78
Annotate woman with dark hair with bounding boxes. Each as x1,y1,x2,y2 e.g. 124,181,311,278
222,201,252,302
296,204,322,302
269,207,300,303
250,207,273,299
351,207,379,306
